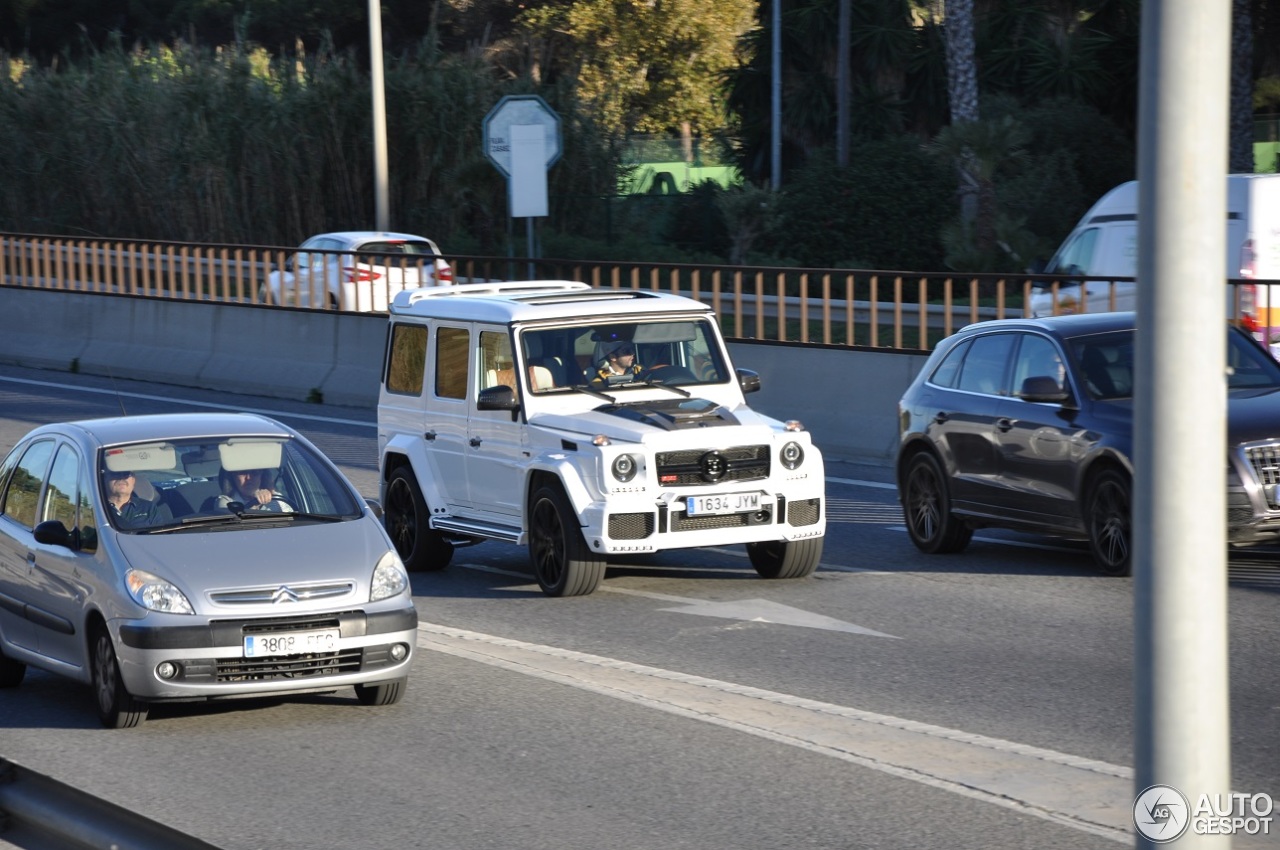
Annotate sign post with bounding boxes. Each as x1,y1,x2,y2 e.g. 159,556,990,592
483,95,562,277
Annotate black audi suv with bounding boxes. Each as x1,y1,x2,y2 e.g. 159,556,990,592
896,312,1280,575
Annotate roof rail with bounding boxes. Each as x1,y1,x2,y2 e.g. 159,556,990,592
397,280,590,307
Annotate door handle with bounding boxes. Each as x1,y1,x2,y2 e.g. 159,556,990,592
996,417,1014,432
469,437,482,448
424,430,436,441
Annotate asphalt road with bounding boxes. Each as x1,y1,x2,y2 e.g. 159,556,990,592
0,364,1277,850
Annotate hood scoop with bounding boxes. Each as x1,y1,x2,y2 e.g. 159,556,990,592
597,398,740,431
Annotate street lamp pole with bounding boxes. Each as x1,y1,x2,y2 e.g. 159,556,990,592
368,0,390,230
771,0,781,191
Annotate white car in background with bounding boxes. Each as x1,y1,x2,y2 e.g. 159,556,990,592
262,231,453,311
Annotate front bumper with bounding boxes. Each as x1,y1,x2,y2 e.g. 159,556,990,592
582,480,826,555
113,605,419,701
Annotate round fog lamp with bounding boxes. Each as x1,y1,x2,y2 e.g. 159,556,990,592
390,643,409,662
156,661,178,680
780,441,804,470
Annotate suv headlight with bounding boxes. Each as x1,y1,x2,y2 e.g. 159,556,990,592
371,550,409,601
780,441,805,470
611,453,640,483
125,569,194,614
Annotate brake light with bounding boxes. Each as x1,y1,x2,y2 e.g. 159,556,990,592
436,263,454,284
342,266,382,283
1240,238,1257,278
1236,238,1259,331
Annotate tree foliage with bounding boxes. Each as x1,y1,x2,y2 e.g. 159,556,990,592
516,0,755,138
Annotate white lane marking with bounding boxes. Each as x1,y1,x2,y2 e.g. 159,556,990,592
417,621,1131,843
454,566,894,634
886,525,1084,553
601,586,899,637
0,375,370,427
660,598,899,637
828,476,896,490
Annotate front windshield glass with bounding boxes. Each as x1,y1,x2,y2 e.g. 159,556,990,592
520,319,729,394
1069,327,1280,400
99,436,361,531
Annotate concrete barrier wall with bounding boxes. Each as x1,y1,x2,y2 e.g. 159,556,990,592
0,287,928,463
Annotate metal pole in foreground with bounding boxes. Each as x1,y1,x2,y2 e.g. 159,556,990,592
1134,1,1232,847
770,0,782,191
368,0,390,231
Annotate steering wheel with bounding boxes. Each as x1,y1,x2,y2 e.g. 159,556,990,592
638,365,698,384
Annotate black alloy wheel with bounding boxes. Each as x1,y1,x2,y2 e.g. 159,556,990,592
901,451,974,554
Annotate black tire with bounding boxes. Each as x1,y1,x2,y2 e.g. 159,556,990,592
747,537,824,579
1086,468,1132,576
528,483,605,597
901,451,973,554
0,645,26,688
91,624,148,729
355,677,407,706
383,467,453,572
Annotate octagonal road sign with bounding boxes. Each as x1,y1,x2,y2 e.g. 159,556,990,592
483,95,562,178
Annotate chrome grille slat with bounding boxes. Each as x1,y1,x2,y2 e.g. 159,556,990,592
1244,444,1280,488
210,581,355,604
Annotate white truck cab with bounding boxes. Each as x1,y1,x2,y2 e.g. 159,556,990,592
1030,174,1280,341
376,281,826,596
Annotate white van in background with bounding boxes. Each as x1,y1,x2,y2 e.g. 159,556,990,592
1029,174,1280,341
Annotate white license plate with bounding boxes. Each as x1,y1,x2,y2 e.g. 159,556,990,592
243,629,340,658
686,492,760,516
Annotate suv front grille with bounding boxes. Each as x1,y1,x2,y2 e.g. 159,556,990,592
655,445,770,486
1244,443,1280,489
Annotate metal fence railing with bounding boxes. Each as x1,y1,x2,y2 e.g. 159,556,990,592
0,232,1264,352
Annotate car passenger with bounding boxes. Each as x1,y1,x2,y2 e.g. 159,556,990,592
102,469,173,528
212,468,293,513
590,341,642,386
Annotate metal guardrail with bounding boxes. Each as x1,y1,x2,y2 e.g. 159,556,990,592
0,757,222,850
0,232,1262,351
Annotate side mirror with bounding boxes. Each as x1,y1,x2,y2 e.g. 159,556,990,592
477,384,520,411
736,368,761,394
364,498,383,520
1018,375,1071,404
34,519,73,549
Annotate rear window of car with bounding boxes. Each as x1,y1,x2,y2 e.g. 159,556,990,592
360,241,436,256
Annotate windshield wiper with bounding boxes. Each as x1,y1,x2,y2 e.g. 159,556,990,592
620,378,691,397
569,383,615,402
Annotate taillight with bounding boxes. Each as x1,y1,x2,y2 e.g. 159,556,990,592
1240,238,1257,278
1239,284,1258,332
342,266,382,283
436,263,454,284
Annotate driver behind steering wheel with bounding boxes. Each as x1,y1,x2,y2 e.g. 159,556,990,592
591,341,642,386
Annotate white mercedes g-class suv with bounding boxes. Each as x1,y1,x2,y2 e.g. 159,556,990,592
376,281,825,596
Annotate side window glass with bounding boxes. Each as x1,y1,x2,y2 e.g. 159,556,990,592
479,330,516,392
1049,228,1099,276
42,445,80,531
957,334,1015,396
2,439,55,530
435,327,470,400
386,324,428,395
927,339,972,388
1011,335,1066,395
